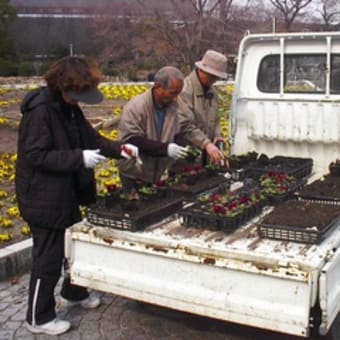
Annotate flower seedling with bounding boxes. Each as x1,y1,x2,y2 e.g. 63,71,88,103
260,172,295,196
186,146,201,162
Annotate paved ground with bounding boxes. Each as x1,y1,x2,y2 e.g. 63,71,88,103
1,271,335,340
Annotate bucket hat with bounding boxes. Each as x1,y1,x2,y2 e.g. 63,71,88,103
195,50,228,79
66,87,104,105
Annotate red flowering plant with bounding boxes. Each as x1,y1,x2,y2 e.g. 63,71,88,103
211,194,247,217
179,165,205,185
198,190,249,217
259,172,295,196
155,179,168,188
103,183,122,208
183,165,204,175
153,179,170,198
105,183,121,193
249,191,266,204
198,187,267,218
101,182,122,198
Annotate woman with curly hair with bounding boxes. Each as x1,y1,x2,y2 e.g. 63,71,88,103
16,56,139,335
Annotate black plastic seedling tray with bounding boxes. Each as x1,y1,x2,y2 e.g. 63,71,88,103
246,156,313,180
179,198,266,233
86,196,183,231
257,200,340,244
169,174,229,201
297,175,340,204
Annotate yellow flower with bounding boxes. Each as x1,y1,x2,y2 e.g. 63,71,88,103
7,206,20,218
98,169,110,177
1,218,13,228
0,190,8,198
21,226,31,236
0,233,13,241
79,206,86,217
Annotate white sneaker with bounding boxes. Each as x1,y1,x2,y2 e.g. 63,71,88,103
60,293,101,309
26,318,71,335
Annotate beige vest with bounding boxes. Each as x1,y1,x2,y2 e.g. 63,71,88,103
118,89,180,183
177,70,221,149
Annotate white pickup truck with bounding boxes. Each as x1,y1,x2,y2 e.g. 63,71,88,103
65,32,340,339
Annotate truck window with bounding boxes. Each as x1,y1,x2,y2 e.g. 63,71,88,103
331,55,340,93
258,54,340,94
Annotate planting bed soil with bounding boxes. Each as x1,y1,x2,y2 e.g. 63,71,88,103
258,199,340,244
298,175,340,201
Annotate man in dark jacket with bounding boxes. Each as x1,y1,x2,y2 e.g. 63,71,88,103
15,56,139,336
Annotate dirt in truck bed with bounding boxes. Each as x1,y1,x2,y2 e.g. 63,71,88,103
260,199,340,231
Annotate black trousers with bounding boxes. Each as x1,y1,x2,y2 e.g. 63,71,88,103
26,225,89,326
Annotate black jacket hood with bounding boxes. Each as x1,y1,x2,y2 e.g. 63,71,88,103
20,87,62,115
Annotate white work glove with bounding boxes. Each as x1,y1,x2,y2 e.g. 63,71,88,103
120,144,140,160
167,143,189,160
82,149,106,168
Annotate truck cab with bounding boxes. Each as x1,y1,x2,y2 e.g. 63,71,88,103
65,32,340,339
231,32,340,178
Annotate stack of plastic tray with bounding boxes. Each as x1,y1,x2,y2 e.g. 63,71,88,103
86,196,183,231
246,156,313,180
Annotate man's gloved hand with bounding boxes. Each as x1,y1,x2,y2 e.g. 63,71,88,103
83,149,106,168
120,144,139,160
167,143,189,160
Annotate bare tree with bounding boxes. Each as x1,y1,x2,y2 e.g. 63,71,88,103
87,3,143,79
318,0,340,30
87,0,318,78
134,0,238,70
269,0,313,31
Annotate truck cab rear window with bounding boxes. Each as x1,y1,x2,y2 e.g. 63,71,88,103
258,54,340,94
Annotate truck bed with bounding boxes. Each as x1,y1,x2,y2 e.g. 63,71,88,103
70,210,340,276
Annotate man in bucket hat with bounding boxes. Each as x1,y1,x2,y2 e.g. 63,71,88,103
177,49,228,165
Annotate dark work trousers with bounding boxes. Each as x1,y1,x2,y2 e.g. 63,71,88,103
26,225,89,326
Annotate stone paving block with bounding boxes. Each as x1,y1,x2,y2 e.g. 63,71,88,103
10,310,26,321
0,302,9,311
0,330,15,340
58,329,81,340
78,318,101,333
0,314,9,322
11,325,30,337
82,310,103,321
99,318,120,332
1,320,22,331
0,289,11,299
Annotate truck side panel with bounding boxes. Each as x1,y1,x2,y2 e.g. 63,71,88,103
67,228,312,337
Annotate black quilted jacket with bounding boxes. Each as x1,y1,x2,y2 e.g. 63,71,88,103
15,87,122,230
